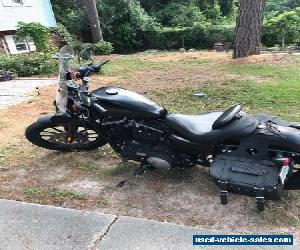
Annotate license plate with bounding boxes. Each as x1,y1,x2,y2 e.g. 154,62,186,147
279,166,290,184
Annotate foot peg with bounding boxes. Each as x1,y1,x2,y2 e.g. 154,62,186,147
256,197,265,212
220,190,228,205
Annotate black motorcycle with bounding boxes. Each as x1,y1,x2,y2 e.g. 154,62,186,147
26,46,300,211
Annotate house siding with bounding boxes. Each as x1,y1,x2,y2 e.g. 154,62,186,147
0,31,14,54
0,33,5,53
0,0,57,32
0,36,7,54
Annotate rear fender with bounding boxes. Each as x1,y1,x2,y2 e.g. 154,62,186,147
276,126,300,152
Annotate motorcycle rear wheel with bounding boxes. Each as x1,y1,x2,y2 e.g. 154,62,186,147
25,119,106,152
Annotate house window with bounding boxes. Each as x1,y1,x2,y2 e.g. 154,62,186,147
4,35,36,54
13,36,29,51
12,0,23,5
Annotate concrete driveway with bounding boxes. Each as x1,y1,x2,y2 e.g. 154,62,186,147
0,200,296,250
0,79,56,109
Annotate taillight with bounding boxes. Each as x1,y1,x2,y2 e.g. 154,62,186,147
282,158,291,166
273,157,291,166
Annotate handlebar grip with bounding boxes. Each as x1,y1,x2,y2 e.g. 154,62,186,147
91,60,110,72
97,60,110,67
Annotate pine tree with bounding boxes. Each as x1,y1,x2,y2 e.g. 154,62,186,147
234,0,266,58
80,0,104,42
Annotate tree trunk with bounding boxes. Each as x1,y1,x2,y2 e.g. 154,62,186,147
281,29,286,47
80,0,103,42
233,0,266,59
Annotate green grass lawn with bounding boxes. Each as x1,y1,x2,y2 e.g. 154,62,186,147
219,63,300,121
152,76,300,121
102,52,300,121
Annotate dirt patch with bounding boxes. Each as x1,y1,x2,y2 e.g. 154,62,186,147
222,54,298,66
119,67,224,93
1,156,298,237
91,58,231,94
60,179,105,196
40,166,70,182
0,86,55,146
136,51,229,63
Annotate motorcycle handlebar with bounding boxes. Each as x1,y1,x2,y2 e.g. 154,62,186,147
96,60,110,68
77,60,110,79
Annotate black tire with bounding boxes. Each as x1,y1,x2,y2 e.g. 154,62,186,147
25,120,106,152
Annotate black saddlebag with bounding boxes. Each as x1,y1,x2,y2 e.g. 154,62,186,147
210,154,285,211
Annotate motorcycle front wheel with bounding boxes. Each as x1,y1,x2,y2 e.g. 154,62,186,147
25,119,106,152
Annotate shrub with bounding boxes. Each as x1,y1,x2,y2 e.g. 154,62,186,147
144,27,190,50
286,43,299,50
266,45,282,52
55,23,74,44
82,43,94,51
77,43,94,60
51,24,87,54
16,22,51,52
205,25,235,46
70,40,84,54
143,24,235,50
92,41,114,55
51,23,75,48
0,53,57,77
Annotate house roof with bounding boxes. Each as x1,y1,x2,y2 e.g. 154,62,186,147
0,0,57,32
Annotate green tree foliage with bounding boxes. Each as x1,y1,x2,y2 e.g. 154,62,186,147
50,0,232,52
153,2,209,27
263,0,300,47
265,0,300,16
16,22,50,52
219,0,234,16
264,7,300,47
51,0,91,42
50,0,300,52
97,0,159,52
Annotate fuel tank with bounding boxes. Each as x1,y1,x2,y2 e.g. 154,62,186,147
91,87,167,119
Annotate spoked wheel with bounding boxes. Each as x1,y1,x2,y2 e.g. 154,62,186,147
25,119,106,152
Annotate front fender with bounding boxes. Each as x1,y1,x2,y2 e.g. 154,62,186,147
37,112,74,125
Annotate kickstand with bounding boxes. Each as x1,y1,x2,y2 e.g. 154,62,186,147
134,161,154,176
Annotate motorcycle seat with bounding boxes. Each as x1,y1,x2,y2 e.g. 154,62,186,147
166,112,223,135
166,111,258,144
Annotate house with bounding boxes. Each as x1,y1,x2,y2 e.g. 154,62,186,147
0,0,56,54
